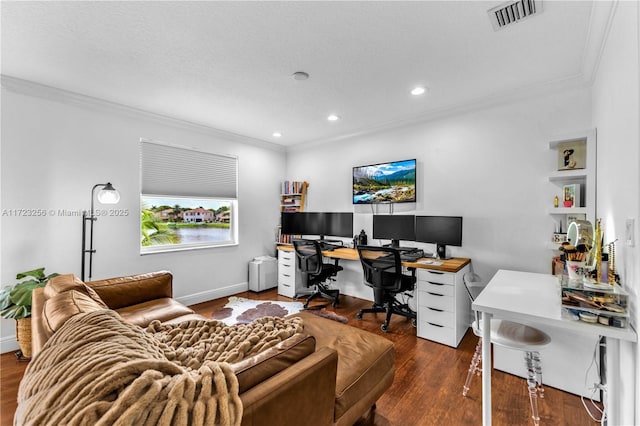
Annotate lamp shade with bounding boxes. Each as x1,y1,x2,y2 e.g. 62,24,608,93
96,183,120,204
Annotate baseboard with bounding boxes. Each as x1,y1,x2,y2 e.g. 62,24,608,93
175,282,249,307
0,282,250,355
1,335,20,355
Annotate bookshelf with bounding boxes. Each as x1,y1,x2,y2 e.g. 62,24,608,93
277,181,308,244
547,130,596,251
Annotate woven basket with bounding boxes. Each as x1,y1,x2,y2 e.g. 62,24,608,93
16,317,32,359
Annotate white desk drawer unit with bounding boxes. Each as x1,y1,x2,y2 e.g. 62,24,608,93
277,249,302,298
416,265,470,348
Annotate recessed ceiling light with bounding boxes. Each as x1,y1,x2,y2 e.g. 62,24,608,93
272,132,282,138
327,114,340,121
292,71,310,81
411,86,426,96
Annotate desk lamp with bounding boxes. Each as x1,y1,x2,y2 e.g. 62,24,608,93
81,182,120,281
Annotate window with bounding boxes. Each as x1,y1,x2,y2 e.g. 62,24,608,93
140,140,238,253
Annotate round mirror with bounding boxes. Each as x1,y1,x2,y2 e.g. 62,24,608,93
566,220,594,262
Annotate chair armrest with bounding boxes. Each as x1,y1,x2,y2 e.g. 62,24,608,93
240,346,338,426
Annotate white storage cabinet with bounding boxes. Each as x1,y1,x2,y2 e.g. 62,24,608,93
416,265,470,347
277,249,303,298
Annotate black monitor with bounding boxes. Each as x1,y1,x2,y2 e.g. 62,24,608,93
281,212,324,236
323,212,354,238
415,216,463,259
281,212,352,239
372,215,415,248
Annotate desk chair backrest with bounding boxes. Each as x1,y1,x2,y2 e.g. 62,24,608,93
357,246,408,293
292,238,323,277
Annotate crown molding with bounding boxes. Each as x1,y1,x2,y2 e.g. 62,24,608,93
581,0,618,85
1,75,286,153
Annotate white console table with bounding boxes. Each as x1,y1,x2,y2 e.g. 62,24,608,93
473,269,637,425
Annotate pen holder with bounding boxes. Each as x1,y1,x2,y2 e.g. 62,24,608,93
566,261,585,280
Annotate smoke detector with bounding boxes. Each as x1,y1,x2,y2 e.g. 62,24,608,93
488,0,542,31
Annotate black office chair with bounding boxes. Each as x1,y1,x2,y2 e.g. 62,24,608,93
292,238,343,308
356,246,416,332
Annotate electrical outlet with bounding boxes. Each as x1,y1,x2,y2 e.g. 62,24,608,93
625,218,635,247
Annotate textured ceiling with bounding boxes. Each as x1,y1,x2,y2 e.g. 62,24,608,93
2,1,600,146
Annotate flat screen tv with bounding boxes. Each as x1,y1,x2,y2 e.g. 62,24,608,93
353,159,416,204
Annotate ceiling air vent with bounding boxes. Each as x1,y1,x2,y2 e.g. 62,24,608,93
488,0,542,31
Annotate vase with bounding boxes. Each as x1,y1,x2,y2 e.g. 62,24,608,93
16,317,32,359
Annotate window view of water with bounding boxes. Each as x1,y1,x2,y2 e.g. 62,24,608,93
175,226,230,244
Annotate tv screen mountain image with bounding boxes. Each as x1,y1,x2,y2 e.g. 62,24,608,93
353,159,416,204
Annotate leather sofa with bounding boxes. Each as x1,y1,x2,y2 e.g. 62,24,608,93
27,271,395,426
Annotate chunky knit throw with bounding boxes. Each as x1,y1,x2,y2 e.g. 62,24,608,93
16,310,304,426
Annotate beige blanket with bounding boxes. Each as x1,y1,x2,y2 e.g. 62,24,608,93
16,310,303,426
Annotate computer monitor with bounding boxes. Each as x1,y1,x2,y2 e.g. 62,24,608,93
323,212,354,238
372,215,415,248
281,212,325,236
415,216,463,259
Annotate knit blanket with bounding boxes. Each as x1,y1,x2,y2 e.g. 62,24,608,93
16,310,304,426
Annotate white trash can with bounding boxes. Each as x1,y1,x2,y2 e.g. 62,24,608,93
248,256,277,292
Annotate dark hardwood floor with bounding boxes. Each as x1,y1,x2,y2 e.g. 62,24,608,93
1,289,596,425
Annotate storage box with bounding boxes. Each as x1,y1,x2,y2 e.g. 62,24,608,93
560,276,629,328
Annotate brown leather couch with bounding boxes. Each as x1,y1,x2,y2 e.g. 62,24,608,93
29,271,395,426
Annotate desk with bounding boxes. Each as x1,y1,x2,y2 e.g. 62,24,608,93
472,270,637,425
277,244,471,346
276,244,469,272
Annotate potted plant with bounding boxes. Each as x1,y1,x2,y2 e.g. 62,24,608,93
0,268,59,358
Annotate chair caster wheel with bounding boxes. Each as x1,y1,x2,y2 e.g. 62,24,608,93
356,312,363,320
412,318,417,327
381,324,389,333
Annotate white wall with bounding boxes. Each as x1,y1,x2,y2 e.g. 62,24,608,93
0,81,286,351
592,1,639,423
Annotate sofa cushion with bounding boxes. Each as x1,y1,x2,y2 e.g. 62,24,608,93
87,271,173,309
115,297,195,327
294,311,395,423
232,333,316,394
42,290,108,334
44,273,107,308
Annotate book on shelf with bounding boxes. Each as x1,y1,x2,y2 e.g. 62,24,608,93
281,180,306,195
281,198,300,205
276,227,296,244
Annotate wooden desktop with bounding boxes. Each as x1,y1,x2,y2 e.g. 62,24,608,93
276,244,470,272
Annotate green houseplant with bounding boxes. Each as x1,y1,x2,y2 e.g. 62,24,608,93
0,267,59,358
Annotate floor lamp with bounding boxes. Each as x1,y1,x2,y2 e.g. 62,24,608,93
81,182,120,281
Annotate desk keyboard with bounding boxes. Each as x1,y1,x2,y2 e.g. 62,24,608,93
400,250,425,262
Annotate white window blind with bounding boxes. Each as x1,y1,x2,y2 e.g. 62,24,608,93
140,140,237,199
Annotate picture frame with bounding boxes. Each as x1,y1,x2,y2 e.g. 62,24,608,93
562,184,581,208
557,140,586,170
552,233,568,243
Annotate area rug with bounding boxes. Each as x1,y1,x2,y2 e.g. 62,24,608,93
212,296,304,325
